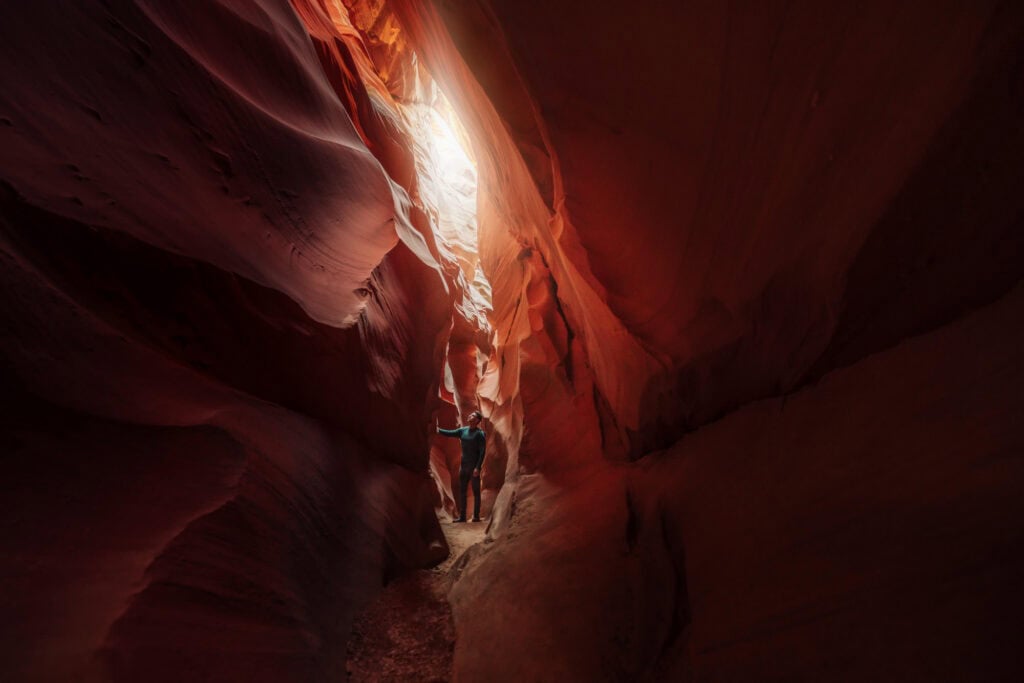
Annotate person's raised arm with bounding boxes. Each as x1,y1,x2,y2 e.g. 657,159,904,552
437,425,461,437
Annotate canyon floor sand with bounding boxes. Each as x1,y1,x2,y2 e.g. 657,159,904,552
345,517,486,682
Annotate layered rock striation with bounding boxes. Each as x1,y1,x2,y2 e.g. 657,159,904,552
1,1,452,680
2,0,1023,681
399,0,1024,679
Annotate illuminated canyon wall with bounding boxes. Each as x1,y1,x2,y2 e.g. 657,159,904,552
0,2,455,680
414,0,1024,679
2,0,1023,681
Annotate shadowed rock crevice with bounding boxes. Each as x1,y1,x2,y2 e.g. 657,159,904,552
2,0,1024,681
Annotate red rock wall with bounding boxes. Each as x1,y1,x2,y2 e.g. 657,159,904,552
0,1,452,680
394,0,1024,679
451,282,1024,680
424,0,1024,458
4,0,1024,680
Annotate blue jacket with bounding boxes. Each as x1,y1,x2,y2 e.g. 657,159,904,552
438,426,486,471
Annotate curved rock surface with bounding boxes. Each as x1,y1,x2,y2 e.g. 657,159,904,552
404,0,1024,679
2,0,1024,681
1,1,450,680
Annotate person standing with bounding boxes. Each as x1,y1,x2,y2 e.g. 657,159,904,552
437,411,486,522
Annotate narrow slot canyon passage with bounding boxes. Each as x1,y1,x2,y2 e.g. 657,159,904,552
341,16,493,677
344,513,484,682
2,1,1024,682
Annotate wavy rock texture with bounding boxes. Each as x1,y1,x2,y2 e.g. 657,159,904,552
423,0,1024,456
450,283,1024,680
290,0,505,513
3,0,1024,681
393,0,1024,680
1,1,451,681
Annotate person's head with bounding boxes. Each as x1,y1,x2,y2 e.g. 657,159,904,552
467,411,482,428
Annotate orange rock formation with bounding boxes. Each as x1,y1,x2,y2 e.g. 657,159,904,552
2,0,1023,680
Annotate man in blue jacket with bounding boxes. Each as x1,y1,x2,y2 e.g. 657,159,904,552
437,411,486,522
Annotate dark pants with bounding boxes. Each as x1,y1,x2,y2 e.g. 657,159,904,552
457,469,481,520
